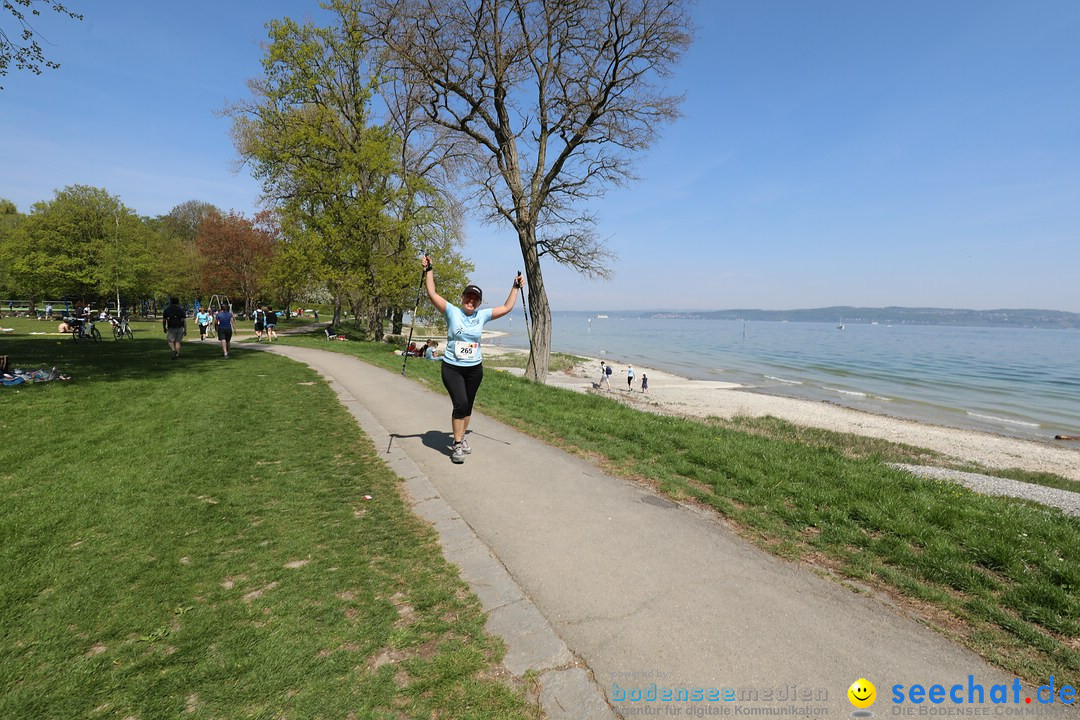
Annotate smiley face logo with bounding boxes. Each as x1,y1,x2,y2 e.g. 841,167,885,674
848,678,876,709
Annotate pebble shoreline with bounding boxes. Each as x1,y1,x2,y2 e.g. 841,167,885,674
483,346,1080,488
892,464,1080,517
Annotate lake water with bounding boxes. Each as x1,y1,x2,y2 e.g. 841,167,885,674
489,311,1080,442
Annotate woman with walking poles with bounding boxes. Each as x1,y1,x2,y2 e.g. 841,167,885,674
421,254,523,464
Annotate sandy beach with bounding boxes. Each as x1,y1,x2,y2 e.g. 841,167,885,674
482,346,1080,482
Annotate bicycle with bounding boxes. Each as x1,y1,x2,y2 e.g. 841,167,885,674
68,316,101,342
110,315,134,340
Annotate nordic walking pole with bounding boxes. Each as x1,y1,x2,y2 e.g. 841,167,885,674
518,271,539,382
401,252,427,376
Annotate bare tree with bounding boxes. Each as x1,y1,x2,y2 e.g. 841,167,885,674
362,0,693,381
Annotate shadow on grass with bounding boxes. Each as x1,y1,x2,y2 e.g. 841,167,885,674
0,331,253,386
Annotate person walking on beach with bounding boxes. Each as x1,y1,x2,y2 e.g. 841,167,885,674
626,364,635,391
599,361,612,390
641,373,649,394
162,297,186,360
421,254,522,464
215,305,235,358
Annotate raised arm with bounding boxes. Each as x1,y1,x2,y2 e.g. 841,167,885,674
421,255,447,314
490,273,524,320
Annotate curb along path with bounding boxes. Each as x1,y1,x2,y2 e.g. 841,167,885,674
257,344,1050,719
259,344,613,719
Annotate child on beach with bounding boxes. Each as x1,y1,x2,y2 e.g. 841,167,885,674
641,373,648,394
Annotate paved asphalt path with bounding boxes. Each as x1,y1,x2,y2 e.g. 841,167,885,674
257,344,1070,719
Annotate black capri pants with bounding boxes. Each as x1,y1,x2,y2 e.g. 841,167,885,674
441,361,484,419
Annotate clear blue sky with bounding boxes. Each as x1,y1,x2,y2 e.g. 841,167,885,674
3,1,1078,312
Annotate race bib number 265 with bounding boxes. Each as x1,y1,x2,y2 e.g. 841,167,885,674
457,342,478,358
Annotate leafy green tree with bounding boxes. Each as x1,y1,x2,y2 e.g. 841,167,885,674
95,211,161,311
163,199,220,243
1,0,83,90
227,9,401,337
160,200,222,300
2,185,156,307
0,198,23,294
264,216,320,316
226,5,471,339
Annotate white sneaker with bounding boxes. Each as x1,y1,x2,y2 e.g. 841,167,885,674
460,438,471,454
451,442,466,464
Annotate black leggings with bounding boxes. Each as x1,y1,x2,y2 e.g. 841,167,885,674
441,361,484,419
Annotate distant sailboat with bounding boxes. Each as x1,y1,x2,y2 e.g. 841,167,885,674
837,318,845,330
594,314,609,319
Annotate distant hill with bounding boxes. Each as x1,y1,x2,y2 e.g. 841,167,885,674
637,307,1080,329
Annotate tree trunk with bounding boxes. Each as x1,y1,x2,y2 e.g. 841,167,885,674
332,295,342,326
368,302,385,342
519,225,551,383
391,307,403,335
349,297,365,331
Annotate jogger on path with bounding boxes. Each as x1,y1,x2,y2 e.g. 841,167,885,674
421,255,522,463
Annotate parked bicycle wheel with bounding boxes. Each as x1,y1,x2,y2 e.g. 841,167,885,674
71,327,81,342
113,325,122,340
124,326,133,339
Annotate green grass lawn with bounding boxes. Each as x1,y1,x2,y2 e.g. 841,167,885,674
0,320,538,720
277,328,1080,685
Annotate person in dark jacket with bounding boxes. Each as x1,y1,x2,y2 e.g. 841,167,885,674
162,297,186,360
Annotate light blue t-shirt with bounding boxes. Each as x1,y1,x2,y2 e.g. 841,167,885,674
443,304,494,367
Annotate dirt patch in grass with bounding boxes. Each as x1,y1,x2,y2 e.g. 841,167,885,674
242,582,279,603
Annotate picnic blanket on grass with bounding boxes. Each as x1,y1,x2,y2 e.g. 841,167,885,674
2,367,70,386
